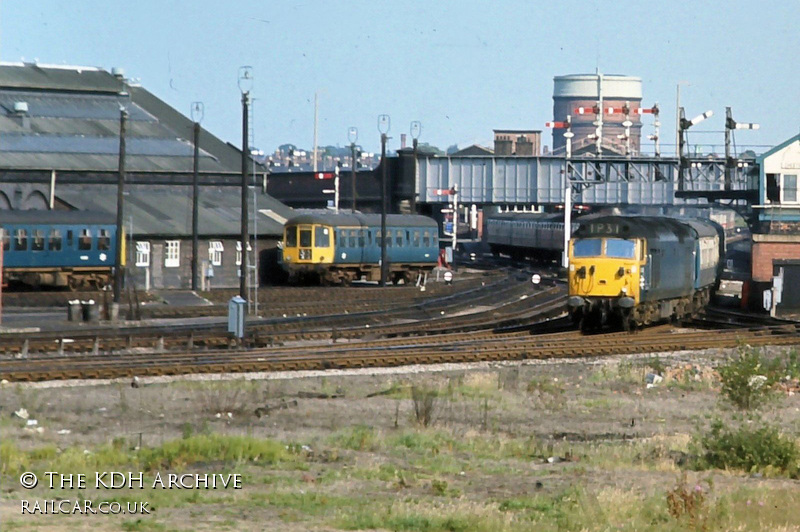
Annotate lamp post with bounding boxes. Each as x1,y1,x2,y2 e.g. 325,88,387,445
190,101,204,291
348,127,358,212
378,114,390,287
114,97,128,306
410,121,421,213
238,66,253,301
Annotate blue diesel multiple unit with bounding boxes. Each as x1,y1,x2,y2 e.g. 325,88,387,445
0,210,120,289
282,212,439,285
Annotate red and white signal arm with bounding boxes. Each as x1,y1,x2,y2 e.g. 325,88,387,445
434,188,455,196
315,172,335,180
635,106,658,115
545,121,569,129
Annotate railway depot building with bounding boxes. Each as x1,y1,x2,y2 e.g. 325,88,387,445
0,62,293,290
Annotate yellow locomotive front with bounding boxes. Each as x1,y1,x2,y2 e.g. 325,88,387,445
568,236,645,328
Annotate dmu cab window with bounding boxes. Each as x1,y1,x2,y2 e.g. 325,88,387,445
14,229,27,250
605,239,637,259
285,227,298,248
572,239,602,257
315,226,330,247
299,228,312,248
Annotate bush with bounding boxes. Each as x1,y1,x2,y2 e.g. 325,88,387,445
718,346,776,409
666,473,710,532
695,420,798,474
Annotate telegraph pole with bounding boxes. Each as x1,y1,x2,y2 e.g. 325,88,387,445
238,67,253,301
190,102,203,291
348,127,358,212
114,106,128,305
378,114,390,287
410,121,421,213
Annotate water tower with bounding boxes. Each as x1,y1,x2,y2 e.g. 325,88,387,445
552,73,643,155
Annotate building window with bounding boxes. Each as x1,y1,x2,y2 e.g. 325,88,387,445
782,174,798,204
209,241,224,266
235,241,252,266
165,240,180,267
135,241,151,267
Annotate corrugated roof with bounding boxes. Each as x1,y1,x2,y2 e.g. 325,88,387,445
0,64,249,174
56,185,294,237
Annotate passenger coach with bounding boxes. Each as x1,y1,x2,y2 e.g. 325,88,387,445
0,210,120,289
282,212,439,285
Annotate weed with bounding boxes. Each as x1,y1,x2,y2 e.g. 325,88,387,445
665,473,710,531
327,425,378,451
411,384,440,427
718,345,776,410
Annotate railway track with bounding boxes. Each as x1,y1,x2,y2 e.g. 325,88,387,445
4,319,800,383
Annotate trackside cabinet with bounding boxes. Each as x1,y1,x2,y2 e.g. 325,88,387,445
228,296,246,338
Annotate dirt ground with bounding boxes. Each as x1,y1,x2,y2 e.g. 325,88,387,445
2,342,800,531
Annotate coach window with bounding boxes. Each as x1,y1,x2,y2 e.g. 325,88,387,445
97,229,111,251
78,228,92,250
14,228,27,250
376,230,382,247
135,242,151,267
1,229,8,251
423,231,430,247
349,230,356,248
208,241,223,267
67,230,73,248
315,226,330,248
165,240,180,268
48,229,62,251
32,229,45,251
396,230,403,247
358,230,365,247
413,231,420,247
367,230,373,246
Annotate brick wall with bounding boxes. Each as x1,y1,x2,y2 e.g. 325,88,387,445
752,241,800,282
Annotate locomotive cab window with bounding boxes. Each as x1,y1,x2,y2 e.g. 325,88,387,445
32,229,45,251
285,227,297,248
14,229,27,251
572,239,602,257
97,229,111,251
79,229,92,250
315,226,330,248
48,229,62,251
605,239,637,259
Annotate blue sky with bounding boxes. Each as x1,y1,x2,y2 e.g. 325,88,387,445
1,0,797,155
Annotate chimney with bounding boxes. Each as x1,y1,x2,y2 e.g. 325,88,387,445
13,101,30,130
400,133,407,149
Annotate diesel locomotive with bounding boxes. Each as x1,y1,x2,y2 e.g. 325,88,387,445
0,210,121,290
282,212,439,285
567,215,724,331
